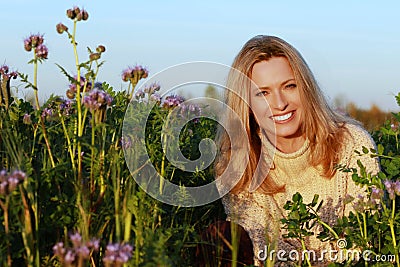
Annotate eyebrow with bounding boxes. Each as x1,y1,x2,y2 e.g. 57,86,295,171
253,78,296,91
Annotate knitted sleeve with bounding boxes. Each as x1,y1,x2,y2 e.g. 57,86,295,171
343,124,380,213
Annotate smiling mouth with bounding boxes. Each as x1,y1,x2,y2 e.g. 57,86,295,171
271,111,294,122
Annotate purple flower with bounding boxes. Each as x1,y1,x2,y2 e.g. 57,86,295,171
35,44,48,59
394,181,400,196
150,93,161,102
41,107,56,121
120,136,132,149
0,181,7,195
0,65,18,80
370,187,384,200
69,76,92,93
64,250,75,264
0,170,27,196
52,233,99,264
23,114,32,125
121,65,148,82
177,103,202,123
83,89,113,111
59,99,74,116
1,65,9,74
103,243,133,265
134,89,145,100
70,232,82,248
384,180,397,200
76,246,90,258
52,242,66,256
162,94,185,108
383,180,392,190
143,82,161,95
24,34,45,53
87,239,100,251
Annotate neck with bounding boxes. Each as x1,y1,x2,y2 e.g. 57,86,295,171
266,133,306,154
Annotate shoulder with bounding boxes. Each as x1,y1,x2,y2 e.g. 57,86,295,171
343,123,376,151
341,123,380,174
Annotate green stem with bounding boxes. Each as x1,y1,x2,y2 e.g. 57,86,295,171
300,239,312,267
59,111,76,170
113,157,121,241
355,213,364,239
389,198,400,267
318,219,339,239
90,114,95,198
32,53,55,168
1,197,11,267
230,221,238,267
362,213,368,243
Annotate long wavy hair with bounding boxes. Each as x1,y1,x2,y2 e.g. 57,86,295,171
215,35,353,195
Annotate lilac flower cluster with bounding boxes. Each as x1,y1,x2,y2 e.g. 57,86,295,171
102,243,133,266
121,65,149,82
67,76,92,99
66,6,89,21
162,94,185,108
41,107,56,121
180,103,202,117
83,89,113,111
150,93,162,102
53,232,99,265
24,34,48,59
120,136,132,149
143,82,161,95
383,179,400,200
60,99,74,116
0,65,18,80
23,114,32,125
0,170,27,196
134,89,145,100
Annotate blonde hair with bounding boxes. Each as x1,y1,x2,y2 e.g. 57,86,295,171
215,35,353,195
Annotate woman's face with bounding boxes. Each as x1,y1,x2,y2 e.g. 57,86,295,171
249,57,304,150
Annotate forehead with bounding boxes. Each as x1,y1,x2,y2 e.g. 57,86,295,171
250,57,295,87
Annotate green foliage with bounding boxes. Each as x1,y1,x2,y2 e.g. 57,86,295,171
281,108,400,266
0,5,224,267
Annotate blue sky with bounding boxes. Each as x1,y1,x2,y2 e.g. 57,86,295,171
2,0,400,110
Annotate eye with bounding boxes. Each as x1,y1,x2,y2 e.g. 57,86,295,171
255,90,269,97
285,83,297,89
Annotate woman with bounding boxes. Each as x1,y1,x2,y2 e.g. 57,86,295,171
215,35,380,266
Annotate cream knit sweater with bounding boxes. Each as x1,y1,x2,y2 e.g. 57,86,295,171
221,124,380,266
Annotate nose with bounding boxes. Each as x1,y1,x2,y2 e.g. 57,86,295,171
271,91,288,111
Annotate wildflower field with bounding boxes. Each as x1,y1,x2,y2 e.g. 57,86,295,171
1,6,400,267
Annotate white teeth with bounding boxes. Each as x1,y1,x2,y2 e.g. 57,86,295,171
273,112,293,121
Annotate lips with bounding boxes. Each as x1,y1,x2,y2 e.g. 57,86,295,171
271,111,294,122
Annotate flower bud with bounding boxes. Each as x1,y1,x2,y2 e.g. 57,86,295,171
67,8,76,19
81,10,89,21
66,89,75,99
73,6,81,17
76,12,83,21
23,114,32,125
24,39,32,52
96,45,106,53
56,23,68,34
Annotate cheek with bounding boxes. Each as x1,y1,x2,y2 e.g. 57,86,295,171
250,98,272,120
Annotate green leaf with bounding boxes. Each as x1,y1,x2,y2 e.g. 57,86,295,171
311,194,319,207
377,144,384,155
